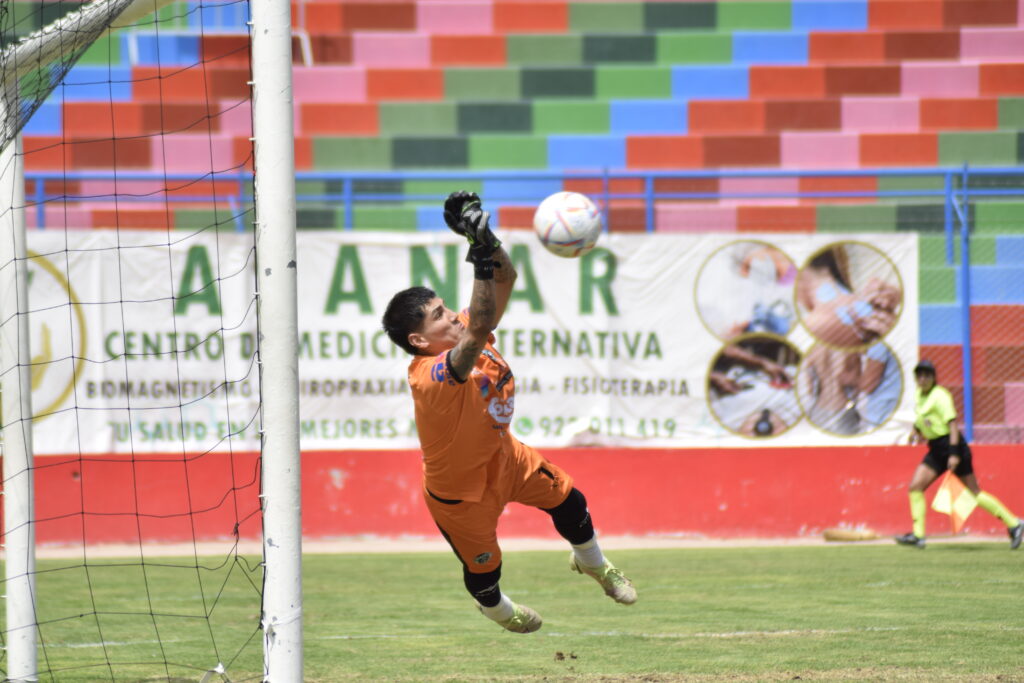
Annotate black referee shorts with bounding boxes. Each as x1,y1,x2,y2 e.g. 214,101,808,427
922,435,974,476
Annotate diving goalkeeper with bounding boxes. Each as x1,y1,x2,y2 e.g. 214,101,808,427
381,191,636,633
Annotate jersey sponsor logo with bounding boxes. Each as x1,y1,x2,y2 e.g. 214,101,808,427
473,552,492,565
487,396,514,424
430,362,445,383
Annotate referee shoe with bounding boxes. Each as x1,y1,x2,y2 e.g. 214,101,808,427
1010,522,1024,550
895,532,926,549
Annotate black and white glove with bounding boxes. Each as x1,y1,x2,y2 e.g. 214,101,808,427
443,191,501,279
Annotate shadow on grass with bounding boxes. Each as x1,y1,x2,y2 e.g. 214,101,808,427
927,543,1005,553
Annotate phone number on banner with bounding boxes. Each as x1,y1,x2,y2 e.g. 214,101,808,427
512,416,678,439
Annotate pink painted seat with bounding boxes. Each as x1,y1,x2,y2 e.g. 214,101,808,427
960,28,1024,59
29,205,92,229
654,203,737,233
151,135,240,173
293,66,366,103
842,96,919,132
720,176,800,205
416,0,494,35
352,32,431,68
1005,383,1024,426
215,101,253,136
781,131,860,168
901,62,979,97
79,179,168,197
972,424,1024,443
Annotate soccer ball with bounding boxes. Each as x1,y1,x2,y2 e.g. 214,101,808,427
532,191,603,258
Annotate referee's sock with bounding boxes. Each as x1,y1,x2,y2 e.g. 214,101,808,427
976,491,1020,528
909,490,927,538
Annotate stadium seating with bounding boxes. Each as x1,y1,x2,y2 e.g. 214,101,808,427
16,0,1024,439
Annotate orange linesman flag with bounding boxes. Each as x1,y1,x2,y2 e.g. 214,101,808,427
930,471,978,533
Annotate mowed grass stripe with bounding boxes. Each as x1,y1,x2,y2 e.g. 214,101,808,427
6,543,1022,681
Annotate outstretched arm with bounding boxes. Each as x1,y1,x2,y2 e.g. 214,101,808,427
443,191,507,380
448,269,496,381
491,246,517,325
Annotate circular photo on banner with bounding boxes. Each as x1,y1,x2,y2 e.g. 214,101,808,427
795,242,903,350
696,241,797,342
707,335,802,438
797,341,903,436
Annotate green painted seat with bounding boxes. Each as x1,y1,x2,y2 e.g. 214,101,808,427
815,204,897,233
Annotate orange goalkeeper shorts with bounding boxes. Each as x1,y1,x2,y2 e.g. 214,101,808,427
424,438,572,574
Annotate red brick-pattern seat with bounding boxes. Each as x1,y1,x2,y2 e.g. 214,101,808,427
91,207,172,230
689,101,765,134
431,34,507,66
918,345,965,384
340,1,415,32
737,205,816,233
869,0,945,30
810,31,886,62
367,67,444,100
941,0,1017,27
919,97,999,130
765,99,841,131
971,305,1024,346
979,63,1024,95
825,65,901,96
750,66,826,99
859,132,938,166
704,134,781,167
493,0,568,34
626,135,702,168
300,102,378,135
884,30,961,60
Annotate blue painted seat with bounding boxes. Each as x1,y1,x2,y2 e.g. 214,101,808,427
22,102,61,135
671,65,749,100
970,265,1024,304
58,66,134,101
732,31,809,65
920,304,964,345
130,34,201,66
547,135,626,169
610,100,687,133
791,0,867,30
995,235,1024,264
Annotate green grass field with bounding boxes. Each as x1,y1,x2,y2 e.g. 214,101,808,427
7,542,1024,681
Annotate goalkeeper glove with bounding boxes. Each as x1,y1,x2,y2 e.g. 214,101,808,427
443,191,501,280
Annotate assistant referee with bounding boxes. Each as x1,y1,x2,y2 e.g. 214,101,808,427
896,360,1023,549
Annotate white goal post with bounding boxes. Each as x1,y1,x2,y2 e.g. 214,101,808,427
0,0,302,677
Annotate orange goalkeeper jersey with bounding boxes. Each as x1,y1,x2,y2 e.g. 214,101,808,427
408,312,516,502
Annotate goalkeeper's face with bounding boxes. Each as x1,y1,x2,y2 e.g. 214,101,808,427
410,297,464,355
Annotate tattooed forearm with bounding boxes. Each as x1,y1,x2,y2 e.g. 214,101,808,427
469,277,497,331
492,246,516,284
449,277,496,380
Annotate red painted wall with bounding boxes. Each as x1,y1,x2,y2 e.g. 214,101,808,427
12,446,1024,545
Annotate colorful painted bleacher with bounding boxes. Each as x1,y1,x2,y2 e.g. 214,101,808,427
15,0,1024,440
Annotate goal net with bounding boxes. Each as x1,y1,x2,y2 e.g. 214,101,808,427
0,0,278,678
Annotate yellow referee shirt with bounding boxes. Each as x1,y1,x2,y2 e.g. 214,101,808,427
914,385,957,440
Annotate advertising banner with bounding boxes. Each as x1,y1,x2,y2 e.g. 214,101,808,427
22,229,917,454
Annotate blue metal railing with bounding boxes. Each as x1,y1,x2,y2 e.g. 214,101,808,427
26,165,1024,232
22,165,1024,438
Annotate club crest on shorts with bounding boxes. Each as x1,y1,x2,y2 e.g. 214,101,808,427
473,552,492,565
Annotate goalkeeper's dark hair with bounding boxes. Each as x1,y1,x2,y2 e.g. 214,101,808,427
382,286,437,356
